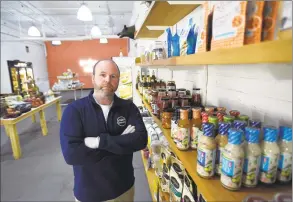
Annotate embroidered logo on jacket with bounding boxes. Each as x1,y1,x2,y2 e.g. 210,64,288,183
117,116,126,127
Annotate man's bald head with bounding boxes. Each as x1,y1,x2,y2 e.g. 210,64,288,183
93,59,120,76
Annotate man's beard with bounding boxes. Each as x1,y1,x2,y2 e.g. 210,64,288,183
93,82,116,97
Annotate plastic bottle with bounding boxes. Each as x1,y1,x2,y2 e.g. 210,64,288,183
176,108,190,150
190,107,202,149
215,122,231,175
197,123,216,178
242,127,261,187
171,107,180,141
221,128,244,191
259,126,280,184
277,126,292,183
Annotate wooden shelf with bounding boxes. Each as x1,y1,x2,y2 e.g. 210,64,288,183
136,36,292,66
135,1,201,39
137,90,292,201
140,151,170,202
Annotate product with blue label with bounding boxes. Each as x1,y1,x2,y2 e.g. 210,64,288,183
242,127,261,187
221,128,244,190
171,26,180,57
277,126,292,183
233,120,248,146
166,28,172,58
260,126,280,184
197,123,216,178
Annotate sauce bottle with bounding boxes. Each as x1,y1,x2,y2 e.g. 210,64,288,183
176,108,190,150
242,127,261,187
260,126,280,184
171,107,180,141
277,126,292,184
197,123,216,178
221,128,244,190
190,107,202,150
215,122,231,175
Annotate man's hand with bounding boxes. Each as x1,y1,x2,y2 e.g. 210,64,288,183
84,137,100,149
121,125,135,135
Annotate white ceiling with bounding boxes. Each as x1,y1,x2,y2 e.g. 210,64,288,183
1,1,134,38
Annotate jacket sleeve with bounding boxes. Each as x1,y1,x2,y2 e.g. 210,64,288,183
98,103,148,155
60,104,113,166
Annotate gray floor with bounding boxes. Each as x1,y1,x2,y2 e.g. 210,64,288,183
1,100,152,201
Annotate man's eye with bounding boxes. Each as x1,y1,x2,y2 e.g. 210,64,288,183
111,75,117,79
100,74,106,77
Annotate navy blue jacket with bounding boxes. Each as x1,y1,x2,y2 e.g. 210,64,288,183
60,90,148,202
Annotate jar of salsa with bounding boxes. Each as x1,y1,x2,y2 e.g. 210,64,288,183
166,81,176,91
171,97,179,108
162,108,174,129
160,80,166,89
167,89,176,98
161,97,170,111
157,89,167,105
177,88,186,98
180,96,189,107
150,90,158,104
192,88,202,106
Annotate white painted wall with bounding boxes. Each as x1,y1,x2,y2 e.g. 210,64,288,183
135,3,293,127
0,34,49,94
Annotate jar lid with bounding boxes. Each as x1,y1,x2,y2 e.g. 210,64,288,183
161,97,170,101
208,115,218,121
193,88,201,90
202,123,214,137
228,128,243,145
158,89,166,92
151,90,158,93
263,126,278,142
172,97,179,100
223,115,235,121
163,108,174,113
192,107,201,112
279,126,292,141
239,115,249,121
167,81,175,83
177,88,186,91
168,89,176,92
218,122,231,135
245,127,260,143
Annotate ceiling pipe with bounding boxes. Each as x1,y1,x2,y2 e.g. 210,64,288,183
1,35,119,42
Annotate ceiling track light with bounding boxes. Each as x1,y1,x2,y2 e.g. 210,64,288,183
77,3,93,22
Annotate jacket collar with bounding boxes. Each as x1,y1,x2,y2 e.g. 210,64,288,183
88,89,123,108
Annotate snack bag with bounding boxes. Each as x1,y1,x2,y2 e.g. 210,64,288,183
244,1,265,44
195,2,210,53
211,1,247,50
262,1,281,41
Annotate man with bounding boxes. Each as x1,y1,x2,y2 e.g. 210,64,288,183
60,60,148,202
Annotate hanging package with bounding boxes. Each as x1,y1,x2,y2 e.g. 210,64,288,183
166,28,172,58
172,27,180,57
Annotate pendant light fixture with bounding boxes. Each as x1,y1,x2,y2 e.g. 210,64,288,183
52,40,62,45
28,25,41,37
77,3,93,21
100,38,108,44
91,25,102,37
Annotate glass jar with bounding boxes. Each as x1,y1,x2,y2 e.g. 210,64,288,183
161,97,170,111
150,90,158,104
167,89,176,98
177,88,186,98
191,107,202,149
171,107,180,140
180,96,189,107
146,89,152,104
160,80,166,89
157,89,167,103
192,88,202,106
166,81,176,91
162,109,174,129
176,108,190,150
171,97,179,108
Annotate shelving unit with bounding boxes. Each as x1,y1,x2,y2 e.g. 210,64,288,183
140,151,170,202
137,90,292,201
135,1,201,39
136,36,292,67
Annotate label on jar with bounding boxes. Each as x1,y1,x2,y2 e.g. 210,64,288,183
167,86,176,91
197,148,216,177
215,147,224,175
221,155,243,190
242,156,261,187
260,153,279,184
277,152,292,183
176,127,190,150
191,126,200,149
151,103,159,115
171,120,178,140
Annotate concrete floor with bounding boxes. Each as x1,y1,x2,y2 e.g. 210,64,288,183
0,100,152,201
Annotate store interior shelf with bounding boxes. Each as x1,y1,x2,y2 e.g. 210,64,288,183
136,90,292,201
140,151,170,202
136,35,292,67
135,1,201,39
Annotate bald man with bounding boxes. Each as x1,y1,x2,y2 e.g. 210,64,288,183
60,60,148,202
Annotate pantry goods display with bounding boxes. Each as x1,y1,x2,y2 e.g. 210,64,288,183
136,75,292,201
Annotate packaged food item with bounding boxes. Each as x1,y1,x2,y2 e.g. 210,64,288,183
233,120,248,146
242,195,267,202
208,115,219,130
161,109,173,129
180,17,198,56
242,127,261,187
273,192,293,202
192,88,201,107
230,110,241,118
277,126,292,183
182,172,197,202
201,111,209,123
172,27,180,57
212,1,248,50
221,128,244,190
166,81,176,91
161,146,172,193
244,1,265,44
166,28,172,58
204,106,215,115
171,97,179,108
262,1,281,41
190,107,202,150
176,108,190,150
216,112,225,122
260,126,280,184
215,122,231,175
170,156,184,202
249,119,262,129
197,123,216,178
239,115,250,125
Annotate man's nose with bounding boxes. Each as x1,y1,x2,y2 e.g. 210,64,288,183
104,75,111,82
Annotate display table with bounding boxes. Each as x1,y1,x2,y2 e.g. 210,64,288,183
137,90,292,202
53,86,84,106
0,96,62,160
